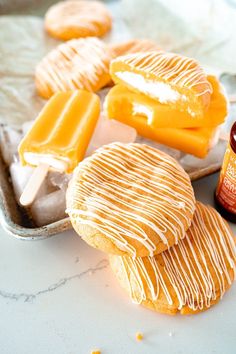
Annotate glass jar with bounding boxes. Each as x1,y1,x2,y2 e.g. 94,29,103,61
215,122,236,223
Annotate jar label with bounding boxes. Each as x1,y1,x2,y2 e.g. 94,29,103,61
216,143,236,214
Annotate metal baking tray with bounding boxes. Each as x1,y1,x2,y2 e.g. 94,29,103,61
0,147,221,240
0,153,71,240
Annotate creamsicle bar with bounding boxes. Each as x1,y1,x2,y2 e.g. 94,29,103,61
19,90,100,174
106,75,227,130
105,87,219,158
106,108,218,158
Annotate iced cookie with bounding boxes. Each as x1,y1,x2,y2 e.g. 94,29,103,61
66,143,195,257
35,37,112,98
110,202,236,315
45,0,112,40
110,39,161,58
110,51,212,117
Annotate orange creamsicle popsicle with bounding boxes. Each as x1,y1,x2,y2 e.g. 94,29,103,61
105,90,219,158
19,90,100,174
18,89,100,206
105,75,227,130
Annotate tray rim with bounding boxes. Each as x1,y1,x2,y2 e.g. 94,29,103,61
0,153,72,240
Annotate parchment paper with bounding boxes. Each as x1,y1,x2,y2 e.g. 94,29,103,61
0,7,234,178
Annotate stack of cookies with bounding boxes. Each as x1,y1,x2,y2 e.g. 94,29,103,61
66,142,236,315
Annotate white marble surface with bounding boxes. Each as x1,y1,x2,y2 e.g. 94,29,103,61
0,173,235,354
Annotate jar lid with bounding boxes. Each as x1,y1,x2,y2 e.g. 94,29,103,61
230,121,236,151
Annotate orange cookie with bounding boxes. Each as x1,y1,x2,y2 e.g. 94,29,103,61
35,37,112,99
45,0,112,40
66,143,195,258
110,202,236,315
110,39,161,58
110,51,212,117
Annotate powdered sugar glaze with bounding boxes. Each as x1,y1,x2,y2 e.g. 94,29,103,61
120,202,236,311
67,143,195,257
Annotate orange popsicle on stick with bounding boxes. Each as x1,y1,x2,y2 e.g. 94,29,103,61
105,85,219,158
105,75,227,129
18,90,100,206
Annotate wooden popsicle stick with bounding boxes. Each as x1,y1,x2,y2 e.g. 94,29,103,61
19,163,49,206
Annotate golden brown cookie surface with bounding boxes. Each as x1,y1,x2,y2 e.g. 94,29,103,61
35,37,112,98
45,0,112,40
110,202,236,315
67,143,195,257
110,39,161,58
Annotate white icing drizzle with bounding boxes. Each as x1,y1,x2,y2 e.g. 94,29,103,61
112,51,212,98
67,143,195,257
36,37,111,96
119,202,236,311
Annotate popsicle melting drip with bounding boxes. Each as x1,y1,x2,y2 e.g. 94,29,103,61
18,90,100,206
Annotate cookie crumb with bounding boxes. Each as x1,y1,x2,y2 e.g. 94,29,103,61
136,332,144,341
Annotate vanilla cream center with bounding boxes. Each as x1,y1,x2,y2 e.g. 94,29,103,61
116,71,180,103
132,103,153,124
24,152,69,172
